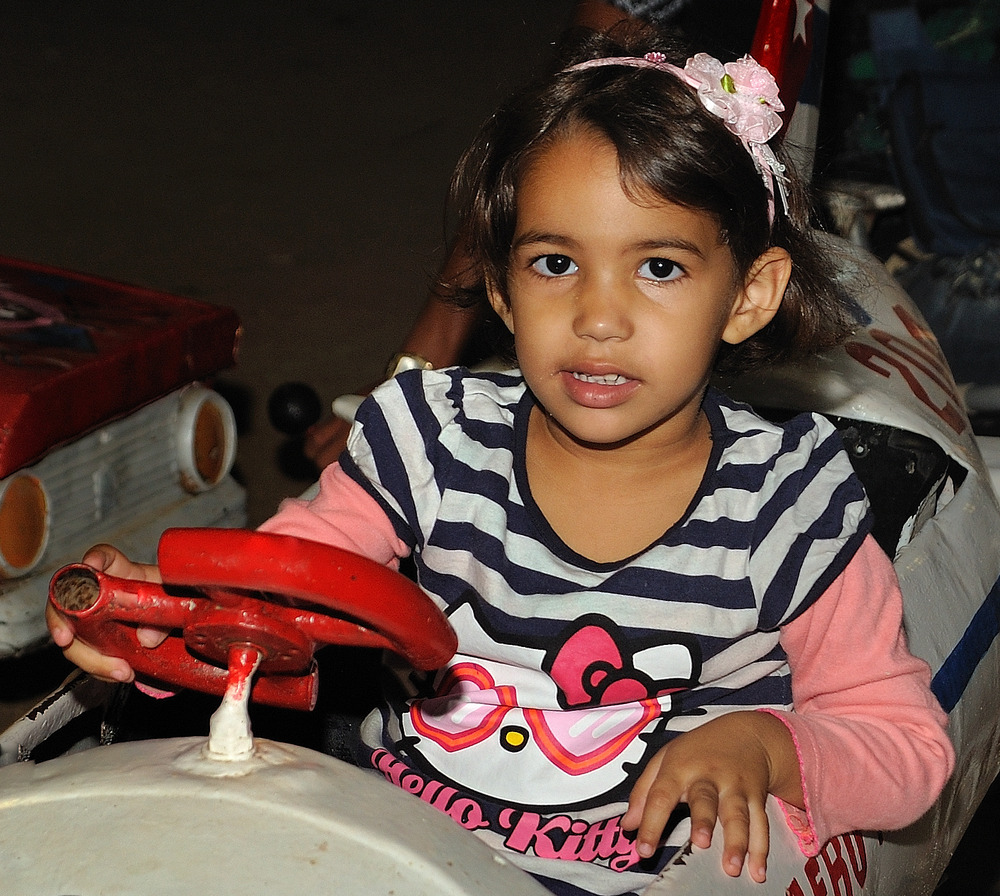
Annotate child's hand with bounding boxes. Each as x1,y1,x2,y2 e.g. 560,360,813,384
622,710,801,883
46,544,166,684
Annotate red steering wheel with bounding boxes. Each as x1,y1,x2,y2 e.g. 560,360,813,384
48,528,458,711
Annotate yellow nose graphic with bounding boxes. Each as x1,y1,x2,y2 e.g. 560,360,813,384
501,725,529,753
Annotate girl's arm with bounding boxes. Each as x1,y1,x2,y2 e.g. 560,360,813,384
766,534,955,855
623,535,954,881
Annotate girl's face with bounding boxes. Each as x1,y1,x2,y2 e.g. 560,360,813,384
489,129,783,454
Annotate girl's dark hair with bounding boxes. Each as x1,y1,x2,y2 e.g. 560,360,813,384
443,23,857,373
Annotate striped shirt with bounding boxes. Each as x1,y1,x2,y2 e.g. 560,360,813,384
343,368,871,896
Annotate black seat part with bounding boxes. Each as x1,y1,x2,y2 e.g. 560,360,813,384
831,418,957,555
757,409,958,556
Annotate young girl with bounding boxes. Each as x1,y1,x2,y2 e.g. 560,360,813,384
50,25,953,896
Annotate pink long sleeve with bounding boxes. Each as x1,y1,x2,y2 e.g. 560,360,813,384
764,535,955,855
257,462,408,566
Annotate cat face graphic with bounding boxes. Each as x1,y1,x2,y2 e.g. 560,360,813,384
401,606,698,808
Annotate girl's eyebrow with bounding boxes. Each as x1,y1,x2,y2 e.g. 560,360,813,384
511,230,574,252
631,237,706,259
512,231,707,259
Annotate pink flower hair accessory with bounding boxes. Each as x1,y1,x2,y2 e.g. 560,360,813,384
564,51,788,223
683,53,784,144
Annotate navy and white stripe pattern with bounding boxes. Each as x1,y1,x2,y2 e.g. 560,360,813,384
344,368,870,895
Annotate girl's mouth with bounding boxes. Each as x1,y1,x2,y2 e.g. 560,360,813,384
570,371,629,386
561,369,639,408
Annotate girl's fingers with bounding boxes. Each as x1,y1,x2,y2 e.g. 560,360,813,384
45,602,75,648
621,750,660,831
136,627,170,648
685,779,721,850
631,776,686,858
716,793,769,881
744,799,771,883
622,752,666,844
81,544,115,573
62,636,135,683
46,550,155,682
81,544,162,583
716,794,751,877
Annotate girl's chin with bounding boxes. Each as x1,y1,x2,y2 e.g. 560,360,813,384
544,411,652,451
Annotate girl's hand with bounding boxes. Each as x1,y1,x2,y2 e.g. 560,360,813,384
622,711,801,883
45,544,167,683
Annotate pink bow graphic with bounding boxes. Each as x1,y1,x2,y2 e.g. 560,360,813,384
549,623,670,708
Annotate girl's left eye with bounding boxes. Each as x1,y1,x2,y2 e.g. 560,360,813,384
639,258,683,282
531,255,578,277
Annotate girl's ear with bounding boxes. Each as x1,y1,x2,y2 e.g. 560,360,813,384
487,278,515,334
721,247,791,345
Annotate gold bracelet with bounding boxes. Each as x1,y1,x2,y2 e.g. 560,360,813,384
384,352,434,380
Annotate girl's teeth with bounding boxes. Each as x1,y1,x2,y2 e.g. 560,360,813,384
572,372,626,385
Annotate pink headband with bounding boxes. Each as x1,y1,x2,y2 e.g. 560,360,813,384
564,52,788,223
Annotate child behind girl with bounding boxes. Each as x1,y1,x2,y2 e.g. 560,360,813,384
49,24,953,896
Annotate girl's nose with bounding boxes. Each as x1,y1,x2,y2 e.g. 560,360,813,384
573,279,633,341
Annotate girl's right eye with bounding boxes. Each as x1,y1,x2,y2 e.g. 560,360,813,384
638,257,684,282
530,255,578,277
